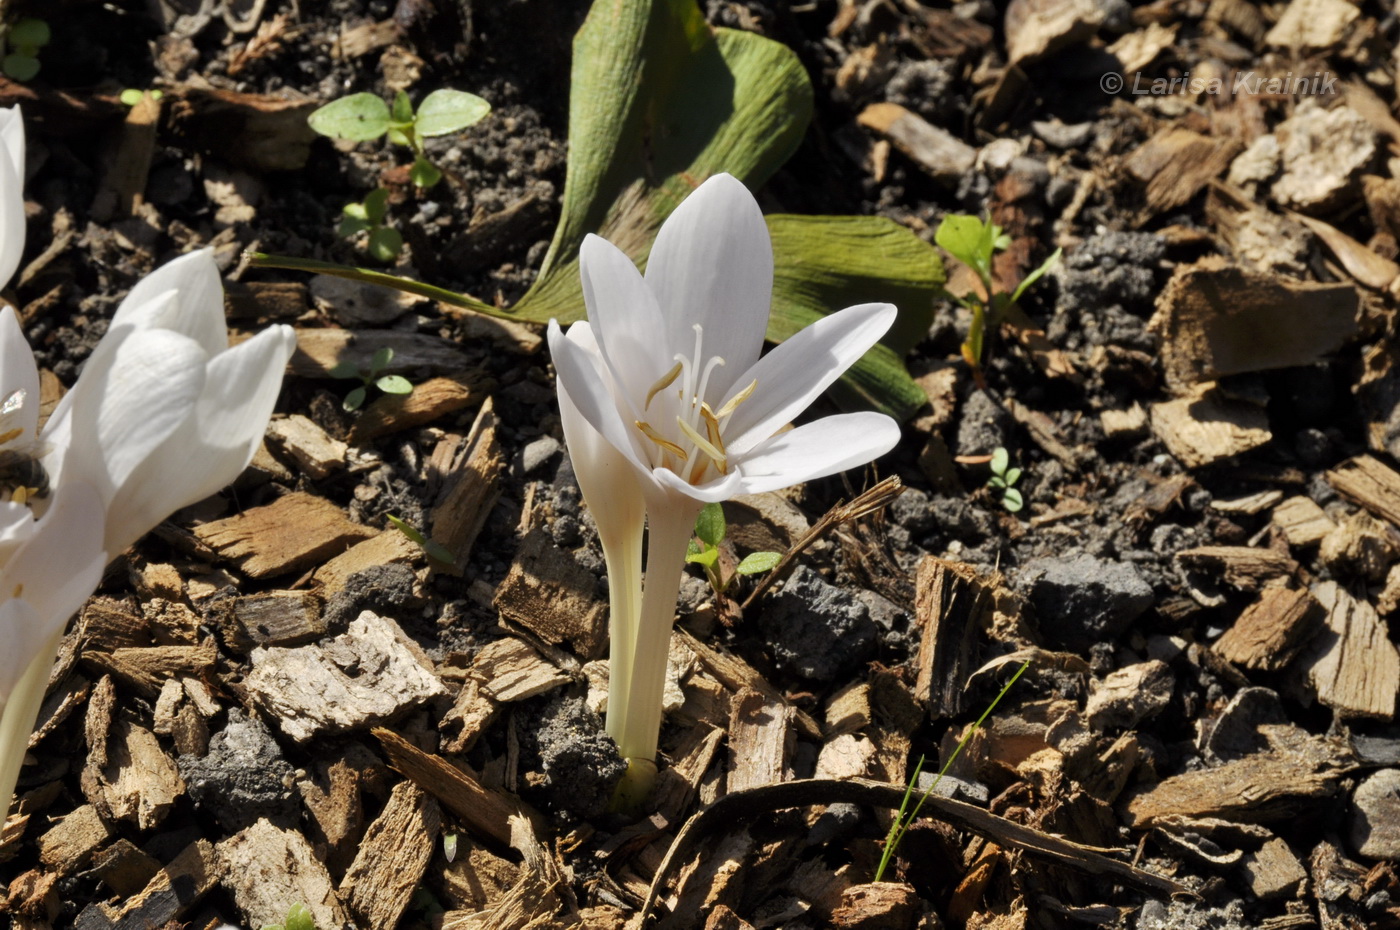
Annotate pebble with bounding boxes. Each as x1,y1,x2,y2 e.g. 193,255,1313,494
759,565,876,682
1016,553,1153,651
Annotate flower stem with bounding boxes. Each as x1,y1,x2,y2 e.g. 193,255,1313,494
0,627,63,821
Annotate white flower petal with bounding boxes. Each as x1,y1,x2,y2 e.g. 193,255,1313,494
111,249,227,357
580,235,667,405
103,325,294,555
723,302,896,457
651,465,745,503
0,307,39,440
1,480,105,631
0,108,24,291
734,412,900,495
0,108,23,183
549,320,653,478
644,174,772,398
0,500,35,566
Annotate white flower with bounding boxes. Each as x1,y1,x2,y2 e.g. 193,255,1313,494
0,105,297,818
548,173,899,798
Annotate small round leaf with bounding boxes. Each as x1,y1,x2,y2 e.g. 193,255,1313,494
11,19,50,48
327,360,361,379
415,89,491,137
363,188,391,224
376,374,413,395
1003,467,1022,487
409,156,442,188
368,226,403,262
735,551,783,575
371,346,395,371
343,386,367,411
284,904,315,930
990,447,1009,475
391,90,414,124
3,54,39,82
120,88,144,106
1002,488,1024,512
694,502,725,547
308,93,392,141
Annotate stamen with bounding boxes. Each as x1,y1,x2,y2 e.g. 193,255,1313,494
700,404,725,456
0,427,22,445
675,416,726,467
636,420,687,460
10,487,26,506
715,379,757,420
645,361,683,411
694,356,725,410
689,457,711,484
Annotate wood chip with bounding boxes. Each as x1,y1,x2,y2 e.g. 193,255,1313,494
1214,587,1324,672
1177,546,1298,591
217,819,351,930
677,628,821,740
1272,103,1377,214
727,689,794,794
1272,496,1336,547
1327,455,1400,528
290,328,472,379
36,804,111,875
348,374,485,444
1004,0,1104,65
428,400,504,575
1319,510,1400,580
1240,836,1307,900
219,590,325,652
195,491,376,578
167,87,318,172
913,557,993,718
1263,0,1360,51
1151,384,1272,468
493,527,606,659
1125,128,1242,214
340,782,441,930
471,637,571,703
88,838,162,897
74,839,219,930
1302,581,1400,720
1148,258,1358,389
1210,490,1283,515
311,529,421,596
81,715,184,831
856,103,976,186
265,414,347,480
246,610,448,743
1100,403,1147,439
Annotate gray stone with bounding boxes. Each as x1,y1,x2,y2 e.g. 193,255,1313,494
179,709,297,832
519,435,561,476
1017,553,1154,651
1350,769,1400,860
522,695,624,821
760,565,877,682
955,390,1013,458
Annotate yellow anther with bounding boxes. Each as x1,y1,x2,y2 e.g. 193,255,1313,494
700,403,725,456
11,486,27,506
645,361,683,411
675,416,726,468
715,379,757,419
636,420,687,460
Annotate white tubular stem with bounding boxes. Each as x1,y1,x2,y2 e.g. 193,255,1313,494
0,625,62,822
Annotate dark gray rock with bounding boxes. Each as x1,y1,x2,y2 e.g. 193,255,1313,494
178,709,297,831
760,565,877,682
322,562,420,629
955,390,1013,458
522,695,624,821
1016,553,1154,651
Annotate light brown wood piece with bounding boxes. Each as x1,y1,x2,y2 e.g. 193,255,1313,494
1272,496,1336,547
74,839,219,930
1240,836,1307,900
825,681,872,738
340,782,442,930
88,838,162,897
195,491,376,578
265,414,347,480
375,728,540,848
79,598,150,650
311,529,421,596
1303,581,1400,720
1291,212,1399,291
704,905,757,930
440,675,499,754
217,819,351,930
37,804,111,875
655,723,726,824
349,374,485,444
727,689,795,794
1320,510,1400,580
493,527,606,658
1151,384,1272,468
1100,403,1148,439
222,590,325,652
1214,587,1324,672
290,328,472,379
914,556,994,717
1328,455,1400,527
472,637,571,703
815,732,878,781
1004,0,1103,63
677,628,821,739
1272,103,1377,214
93,92,159,220
166,86,317,171
1148,259,1358,390
81,716,184,831
1264,0,1359,49
428,399,504,576
436,840,520,911
856,103,976,185
131,561,182,601
296,757,365,877
831,881,920,929
1176,546,1298,591
81,641,217,699
246,610,447,743
1126,129,1241,214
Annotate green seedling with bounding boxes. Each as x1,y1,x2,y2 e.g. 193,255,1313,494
875,659,1031,882
328,346,413,412
386,514,454,566
935,214,1060,382
3,18,49,82
119,88,164,106
685,502,782,596
986,446,1023,513
338,188,403,263
261,902,315,930
307,88,490,188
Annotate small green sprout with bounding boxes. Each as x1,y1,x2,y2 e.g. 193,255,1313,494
875,660,1030,882
684,502,783,596
443,831,459,863
307,89,490,188
261,902,315,930
386,514,454,566
986,446,1023,513
3,18,50,82
338,188,403,263
328,346,413,412
119,88,165,106
935,214,1060,381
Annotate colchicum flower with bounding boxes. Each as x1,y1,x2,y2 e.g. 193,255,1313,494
549,173,900,804
0,104,297,820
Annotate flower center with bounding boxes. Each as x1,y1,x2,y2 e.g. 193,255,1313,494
634,323,755,485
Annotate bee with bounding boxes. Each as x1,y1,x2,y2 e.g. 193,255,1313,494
0,388,50,506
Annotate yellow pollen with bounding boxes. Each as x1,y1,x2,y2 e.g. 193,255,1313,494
715,379,758,419
675,416,726,468
636,420,687,460
645,361,683,411
11,487,27,505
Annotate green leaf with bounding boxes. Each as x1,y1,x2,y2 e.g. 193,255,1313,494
694,502,725,547
415,89,491,136
1010,247,1063,305
370,346,395,373
10,19,50,48
376,374,413,394
308,93,392,141
368,226,404,262
391,90,414,124
387,514,428,545
988,476,1005,489
424,540,455,564
685,545,718,567
935,215,993,279
343,385,367,411
735,551,782,575
990,447,1009,475
284,903,316,930
338,215,368,238
443,833,459,863
1003,466,1022,487
327,360,361,379
363,188,391,224
1002,488,1024,513
342,201,370,222
409,156,442,188
3,53,39,82
119,88,144,106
